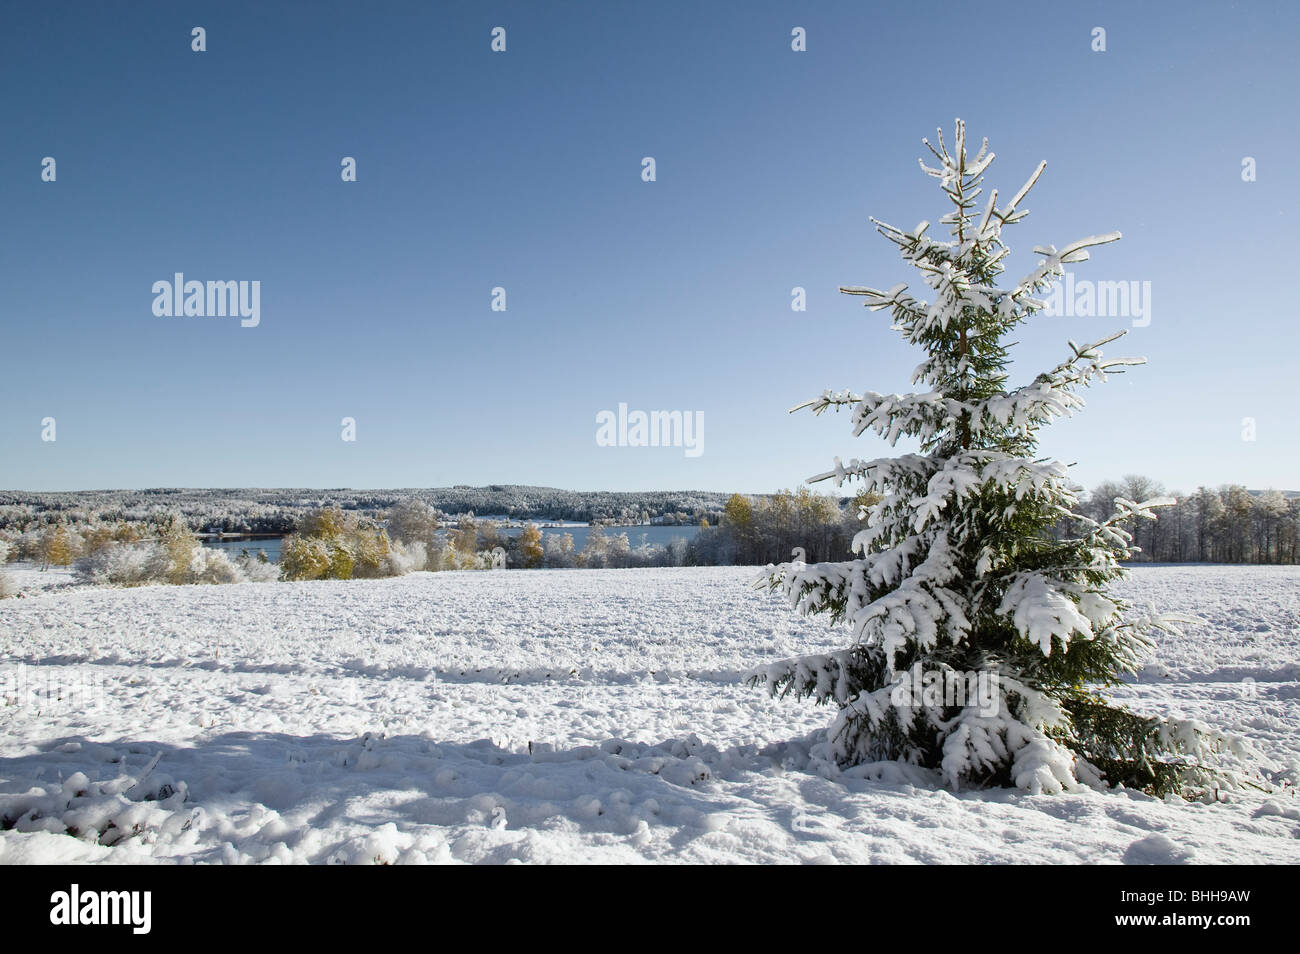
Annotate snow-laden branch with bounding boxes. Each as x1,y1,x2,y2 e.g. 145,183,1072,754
1014,232,1123,298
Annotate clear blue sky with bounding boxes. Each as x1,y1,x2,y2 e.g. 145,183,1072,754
2,0,1296,495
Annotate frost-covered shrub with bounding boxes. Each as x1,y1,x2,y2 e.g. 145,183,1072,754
75,542,170,586
515,524,544,568
0,540,10,564
427,538,458,571
236,552,281,582
14,530,43,562
383,539,427,576
281,509,405,580
328,544,355,578
297,506,355,539
79,521,149,559
189,547,245,584
543,532,576,568
454,548,491,570
579,525,607,568
280,535,334,580
386,499,439,546
421,536,487,571
0,571,16,599
443,548,489,570
349,528,392,579
39,525,78,568
449,514,478,554
280,535,374,580
156,516,199,584
74,520,207,586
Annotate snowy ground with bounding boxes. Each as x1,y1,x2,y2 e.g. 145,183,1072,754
1,564,1297,864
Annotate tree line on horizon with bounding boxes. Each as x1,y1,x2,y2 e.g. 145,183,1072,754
3,477,1298,592
0,486,733,534
1081,476,1300,564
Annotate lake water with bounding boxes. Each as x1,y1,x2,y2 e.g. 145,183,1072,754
201,536,284,563
200,524,700,564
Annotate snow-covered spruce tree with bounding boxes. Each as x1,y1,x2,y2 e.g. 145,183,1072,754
754,121,1253,796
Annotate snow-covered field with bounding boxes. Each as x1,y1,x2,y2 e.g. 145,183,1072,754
1,564,1297,864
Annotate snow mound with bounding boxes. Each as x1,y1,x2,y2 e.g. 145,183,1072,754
1123,833,1195,865
0,752,192,848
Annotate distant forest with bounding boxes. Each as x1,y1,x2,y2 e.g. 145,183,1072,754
1079,477,1300,565
0,486,733,534
1,479,1298,566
